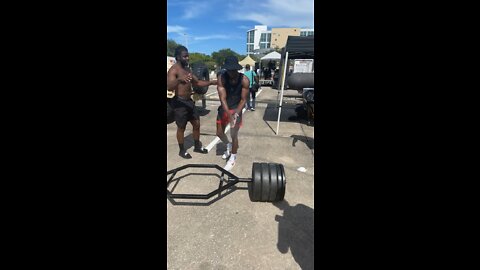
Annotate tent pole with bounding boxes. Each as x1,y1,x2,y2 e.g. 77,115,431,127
275,51,289,135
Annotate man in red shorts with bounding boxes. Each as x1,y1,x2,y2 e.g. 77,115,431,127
216,56,250,171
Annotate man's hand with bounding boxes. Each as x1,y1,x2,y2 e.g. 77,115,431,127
230,112,239,128
178,73,192,83
210,80,218,86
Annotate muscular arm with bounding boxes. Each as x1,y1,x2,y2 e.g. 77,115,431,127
235,76,250,114
217,75,230,114
191,74,217,88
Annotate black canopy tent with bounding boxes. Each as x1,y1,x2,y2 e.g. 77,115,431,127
276,36,315,135
281,36,315,60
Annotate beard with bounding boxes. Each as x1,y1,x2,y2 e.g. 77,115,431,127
180,60,189,69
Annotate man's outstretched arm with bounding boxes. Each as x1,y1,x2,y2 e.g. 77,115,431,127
191,74,217,88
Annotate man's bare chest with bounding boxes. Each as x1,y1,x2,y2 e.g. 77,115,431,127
177,67,192,78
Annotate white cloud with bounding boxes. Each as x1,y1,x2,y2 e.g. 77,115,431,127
167,25,187,34
228,0,314,28
178,0,219,19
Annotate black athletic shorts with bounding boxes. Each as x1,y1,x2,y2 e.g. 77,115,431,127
171,96,200,128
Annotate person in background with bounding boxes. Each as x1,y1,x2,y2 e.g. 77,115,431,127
264,67,271,79
273,68,280,89
286,68,293,89
243,64,259,111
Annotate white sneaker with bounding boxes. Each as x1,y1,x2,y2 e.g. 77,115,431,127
224,158,236,171
222,151,230,160
222,143,232,160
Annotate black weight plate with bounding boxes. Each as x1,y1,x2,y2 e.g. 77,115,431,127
261,163,270,201
275,164,286,201
193,86,208,95
249,163,262,202
268,163,279,202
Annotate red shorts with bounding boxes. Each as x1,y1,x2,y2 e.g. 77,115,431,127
216,109,243,128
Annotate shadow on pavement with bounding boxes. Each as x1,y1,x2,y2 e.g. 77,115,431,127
196,107,210,117
261,103,296,135
291,135,314,150
214,142,228,157
273,200,314,270
262,103,313,134
181,134,195,151
179,134,210,152
262,103,299,122
287,105,314,126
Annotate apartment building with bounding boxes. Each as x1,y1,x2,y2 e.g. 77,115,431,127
246,25,314,55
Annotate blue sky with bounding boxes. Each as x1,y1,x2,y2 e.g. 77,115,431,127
166,0,314,56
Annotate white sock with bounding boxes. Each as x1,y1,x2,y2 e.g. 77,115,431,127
229,154,236,161
227,143,232,151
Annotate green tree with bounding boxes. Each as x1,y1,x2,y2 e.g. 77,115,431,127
249,54,260,62
273,46,283,53
188,53,217,72
189,52,211,65
167,39,184,57
211,48,242,67
204,61,216,72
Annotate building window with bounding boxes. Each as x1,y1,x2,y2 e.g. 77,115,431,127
300,31,314,37
260,41,270,49
247,30,255,43
247,44,254,53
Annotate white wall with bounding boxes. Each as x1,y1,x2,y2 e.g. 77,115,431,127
253,25,267,51
167,56,176,72
247,25,269,53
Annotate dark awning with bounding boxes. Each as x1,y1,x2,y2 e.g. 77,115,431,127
281,36,314,59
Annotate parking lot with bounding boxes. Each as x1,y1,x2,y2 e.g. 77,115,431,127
167,85,315,270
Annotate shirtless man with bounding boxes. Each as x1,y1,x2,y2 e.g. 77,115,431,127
167,46,217,159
